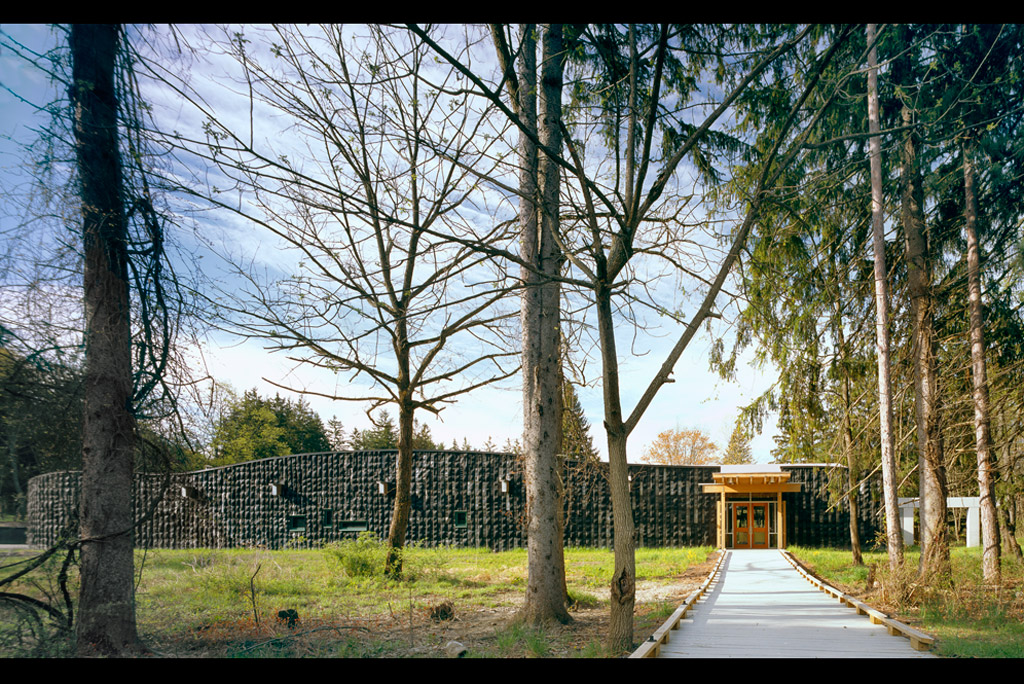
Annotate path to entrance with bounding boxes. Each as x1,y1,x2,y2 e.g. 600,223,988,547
655,549,935,658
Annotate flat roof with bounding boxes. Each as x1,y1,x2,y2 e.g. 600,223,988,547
720,464,783,473
701,468,802,494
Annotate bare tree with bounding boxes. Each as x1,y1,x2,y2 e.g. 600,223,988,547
154,25,518,577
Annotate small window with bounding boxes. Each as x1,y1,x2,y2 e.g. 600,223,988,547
453,510,468,528
322,510,334,528
287,515,307,532
339,520,368,532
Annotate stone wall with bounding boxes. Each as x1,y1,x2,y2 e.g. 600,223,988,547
27,451,879,550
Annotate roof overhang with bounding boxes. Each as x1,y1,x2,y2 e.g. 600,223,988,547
700,470,802,495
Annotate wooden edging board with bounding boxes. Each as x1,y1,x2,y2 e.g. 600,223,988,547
779,550,936,652
629,550,726,658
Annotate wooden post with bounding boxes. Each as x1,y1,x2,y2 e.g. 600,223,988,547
777,491,784,549
719,492,726,547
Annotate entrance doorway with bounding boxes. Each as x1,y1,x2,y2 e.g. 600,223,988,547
701,466,800,549
732,502,770,549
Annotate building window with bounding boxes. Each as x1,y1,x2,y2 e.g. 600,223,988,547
287,515,307,532
339,520,368,532
322,510,334,529
453,510,468,528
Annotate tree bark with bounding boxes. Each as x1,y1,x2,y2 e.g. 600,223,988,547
997,424,1023,562
999,503,1023,563
901,103,949,580
866,24,904,570
963,137,1001,584
834,310,863,565
517,24,571,625
384,375,414,577
71,24,142,656
599,285,636,652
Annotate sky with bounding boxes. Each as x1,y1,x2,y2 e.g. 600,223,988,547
196,314,779,461
0,24,781,463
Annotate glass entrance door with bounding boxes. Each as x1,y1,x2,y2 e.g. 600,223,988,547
732,502,770,549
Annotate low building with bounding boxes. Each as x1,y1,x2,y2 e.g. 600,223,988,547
27,451,881,550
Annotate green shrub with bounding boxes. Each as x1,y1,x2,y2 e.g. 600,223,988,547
323,532,389,578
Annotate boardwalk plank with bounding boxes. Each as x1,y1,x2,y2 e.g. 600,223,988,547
651,549,935,658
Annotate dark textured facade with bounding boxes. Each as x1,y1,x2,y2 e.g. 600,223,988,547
27,450,881,550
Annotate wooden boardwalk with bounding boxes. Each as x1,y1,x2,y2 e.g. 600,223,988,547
651,549,936,658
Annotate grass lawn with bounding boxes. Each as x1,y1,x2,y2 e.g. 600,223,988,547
15,536,1018,657
788,544,1024,658
0,539,716,658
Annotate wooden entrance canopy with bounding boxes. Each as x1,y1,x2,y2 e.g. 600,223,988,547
701,470,802,495
701,466,802,549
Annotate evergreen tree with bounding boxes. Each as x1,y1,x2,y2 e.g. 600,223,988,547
933,24,1024,583
269,394,332,455
348,411,398,449
723,421,754,465
210,389,329,464
560,380,597,460
501,437,523,454
0,345,84,516
326,416,347,451
347,411,439,450
72,23,142,655
413,421,439,450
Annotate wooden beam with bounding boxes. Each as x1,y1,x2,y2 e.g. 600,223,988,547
701,483,802,494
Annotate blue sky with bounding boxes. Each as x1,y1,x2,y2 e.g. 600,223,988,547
0,24,780,462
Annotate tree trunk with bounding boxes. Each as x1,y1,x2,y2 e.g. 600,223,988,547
997,426,1023,562
385,386,414,578
999,503,1023,563
72,24,142,656
866,24,903,570
901,103,949,580
595,284,636,652
834,313,863,565
518,24,571,626
963,137,1001,584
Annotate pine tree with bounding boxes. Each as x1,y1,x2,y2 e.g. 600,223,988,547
326,416,347,451
210,389,329,464
723,421,753,464
412,421,438,450
348,411,398,450
560,380,597,459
